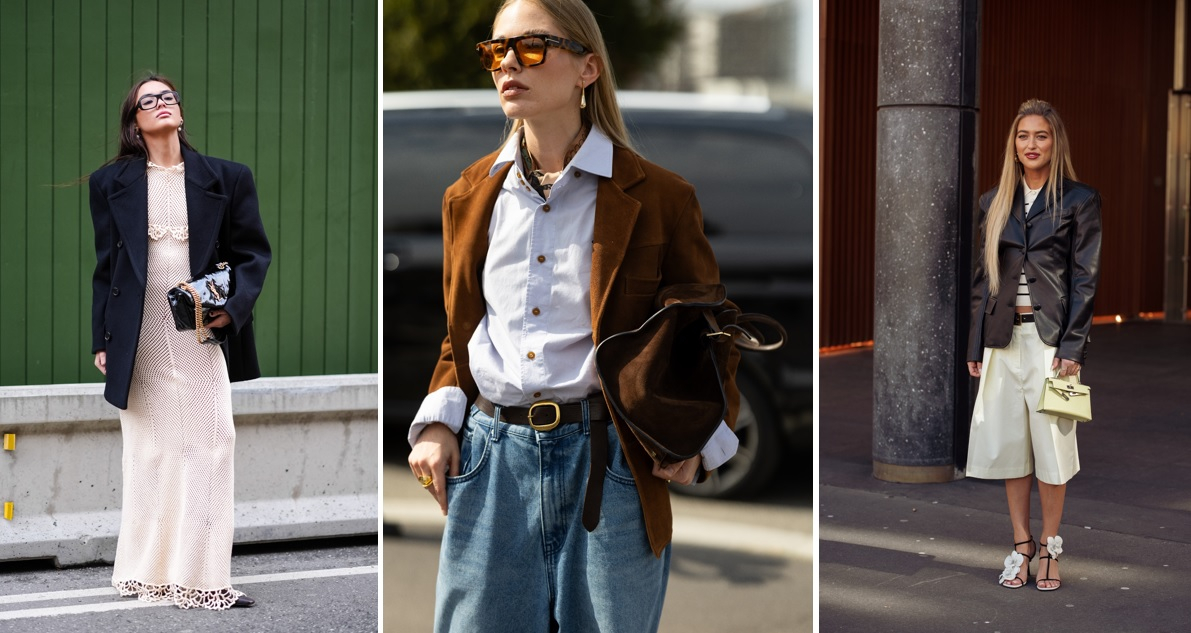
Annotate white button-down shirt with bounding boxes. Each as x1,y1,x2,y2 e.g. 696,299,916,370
410,127,738,470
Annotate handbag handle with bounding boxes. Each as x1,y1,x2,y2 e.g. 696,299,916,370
701,309,786,352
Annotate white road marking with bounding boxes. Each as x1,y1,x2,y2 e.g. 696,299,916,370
0,565,377,620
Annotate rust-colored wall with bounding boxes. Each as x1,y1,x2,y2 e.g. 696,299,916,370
820,0,1176,348
819,0,879,348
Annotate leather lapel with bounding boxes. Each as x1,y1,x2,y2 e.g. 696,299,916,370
1009,183,1027,225
183,148,227,277
590,147,644,340
107,158,149,286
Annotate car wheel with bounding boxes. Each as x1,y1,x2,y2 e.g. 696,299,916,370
674,369,781,499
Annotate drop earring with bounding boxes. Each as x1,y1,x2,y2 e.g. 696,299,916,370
580,88,586,109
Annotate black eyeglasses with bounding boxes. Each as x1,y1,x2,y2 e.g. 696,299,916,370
475,34,588,71
136,90,181,111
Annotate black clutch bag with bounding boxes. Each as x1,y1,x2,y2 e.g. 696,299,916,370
166,262,232,345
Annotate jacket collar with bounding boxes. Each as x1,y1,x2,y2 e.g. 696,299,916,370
450,140,648,337
105,147,228,285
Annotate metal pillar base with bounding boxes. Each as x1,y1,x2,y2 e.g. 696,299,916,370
873,461,964,484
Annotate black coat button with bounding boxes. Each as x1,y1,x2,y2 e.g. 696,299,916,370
112,287,119,296
104,332,112,341
1028,277,1037,283
116,240,123,248
1034,305,1042,311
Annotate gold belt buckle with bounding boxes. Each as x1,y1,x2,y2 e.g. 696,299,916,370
528,401,562,431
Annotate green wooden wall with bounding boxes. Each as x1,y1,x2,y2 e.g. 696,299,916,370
0,0,378,386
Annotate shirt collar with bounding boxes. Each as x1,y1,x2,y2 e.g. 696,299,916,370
490,125,614,179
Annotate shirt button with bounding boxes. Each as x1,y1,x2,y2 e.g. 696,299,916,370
527,351,536,360
574,170,582,177
533,391,542,398
537,255,546,263
532,307,541,316
543,204,551,212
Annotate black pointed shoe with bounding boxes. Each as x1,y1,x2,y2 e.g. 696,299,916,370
233,594,256,608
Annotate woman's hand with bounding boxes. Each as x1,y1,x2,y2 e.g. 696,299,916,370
205,309,232,330
408,422,460,515
1052,357,1081,378
967,361,982,378
94,351,107,375
653,454,702,486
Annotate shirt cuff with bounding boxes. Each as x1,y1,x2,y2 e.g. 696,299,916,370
699,421,738,471
408,386,469,447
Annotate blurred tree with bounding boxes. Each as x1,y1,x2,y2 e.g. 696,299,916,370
384,0,684,91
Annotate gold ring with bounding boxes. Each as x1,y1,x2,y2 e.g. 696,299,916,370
417,474,433,488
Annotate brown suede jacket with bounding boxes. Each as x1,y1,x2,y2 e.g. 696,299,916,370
427,143,740,557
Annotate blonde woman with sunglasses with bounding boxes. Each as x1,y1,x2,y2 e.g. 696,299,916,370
966,99,1101,592
405,1,741,630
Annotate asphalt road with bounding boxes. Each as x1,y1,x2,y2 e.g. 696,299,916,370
0,537,378,632
382,452,812,633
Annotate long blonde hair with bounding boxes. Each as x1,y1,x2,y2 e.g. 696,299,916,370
495,0,634,151
984,99,1078,294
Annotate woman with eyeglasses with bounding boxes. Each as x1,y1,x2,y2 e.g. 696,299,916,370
405,0,741,630
966,99,1101,592
89,75,270,610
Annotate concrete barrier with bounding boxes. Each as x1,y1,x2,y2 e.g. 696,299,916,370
0,374,378,566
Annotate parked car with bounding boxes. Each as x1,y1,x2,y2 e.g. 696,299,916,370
383,90,812,498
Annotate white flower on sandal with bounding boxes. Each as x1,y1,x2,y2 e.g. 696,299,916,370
1045,535,1063,558
999,550,1025,584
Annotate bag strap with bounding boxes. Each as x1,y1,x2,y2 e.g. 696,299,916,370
701,309,786,352
177,281,211,344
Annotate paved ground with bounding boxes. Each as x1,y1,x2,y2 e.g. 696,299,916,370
819,321,1191,633
383,439,813,633
0,538,378,632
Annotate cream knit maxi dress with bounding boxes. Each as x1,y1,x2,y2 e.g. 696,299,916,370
110,161,244,610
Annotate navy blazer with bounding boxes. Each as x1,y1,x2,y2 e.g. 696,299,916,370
968,179,1101,364
90,147,271,409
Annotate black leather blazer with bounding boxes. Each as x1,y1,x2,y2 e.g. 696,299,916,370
968,179,1101,364
89,146,271,409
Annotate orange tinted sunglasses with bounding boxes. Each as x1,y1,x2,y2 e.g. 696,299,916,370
476,34,588,71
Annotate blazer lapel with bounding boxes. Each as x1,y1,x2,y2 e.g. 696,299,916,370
183,148,227,276
1009,184,1027,225
107,159,149,286
590,147,644,339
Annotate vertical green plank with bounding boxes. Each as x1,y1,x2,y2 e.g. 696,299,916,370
79,0,109,384
107,0,134,146
254,0,283,376
157,0,184,79
347,0,378,374
0,2,29,386
131,0,157,76
276,0,307,376
25,2,55,384
322,0,353,375
301,0,330,374
52,0,83,383
205,0,234,158
182,0,209,150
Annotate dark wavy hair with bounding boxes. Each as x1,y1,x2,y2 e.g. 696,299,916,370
109,73,197,163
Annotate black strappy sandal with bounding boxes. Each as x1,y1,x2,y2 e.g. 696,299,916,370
1037,536,1063,591
998,536,1036,588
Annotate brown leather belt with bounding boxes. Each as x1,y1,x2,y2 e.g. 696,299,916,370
1013,313,1035,325
474,394,612,533
475,395,610,429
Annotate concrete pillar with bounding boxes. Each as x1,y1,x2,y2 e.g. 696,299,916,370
872,0,980,483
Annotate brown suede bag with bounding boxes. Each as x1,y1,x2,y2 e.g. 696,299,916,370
595,283,785,468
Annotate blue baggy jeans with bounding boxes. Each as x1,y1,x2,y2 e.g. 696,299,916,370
434,404,671,632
